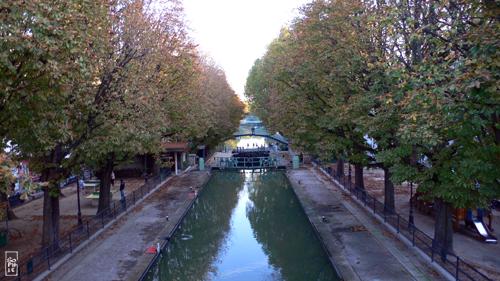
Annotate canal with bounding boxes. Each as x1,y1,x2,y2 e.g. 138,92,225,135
143,169,339,281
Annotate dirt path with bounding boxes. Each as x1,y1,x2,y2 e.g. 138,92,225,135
1,178,147,264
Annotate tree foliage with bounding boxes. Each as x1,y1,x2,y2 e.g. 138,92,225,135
245,0,499,255
0,0,243,247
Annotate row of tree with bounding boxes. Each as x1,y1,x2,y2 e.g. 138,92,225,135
245,0,499,258
0,0,244,249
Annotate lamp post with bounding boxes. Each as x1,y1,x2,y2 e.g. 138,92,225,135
408,181,415,228
76,176,82,226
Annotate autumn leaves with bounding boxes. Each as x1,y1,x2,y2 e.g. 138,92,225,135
0,0,244,247
245,0,499,253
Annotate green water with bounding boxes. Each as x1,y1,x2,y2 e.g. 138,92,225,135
144,170,339,281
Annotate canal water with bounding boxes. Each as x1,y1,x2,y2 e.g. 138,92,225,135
144,170,339,281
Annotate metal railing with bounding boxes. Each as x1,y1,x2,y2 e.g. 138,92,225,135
213,156,279,169
312,160,493,281
0,174,166,281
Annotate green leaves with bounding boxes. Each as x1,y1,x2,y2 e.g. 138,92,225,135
245,0,500,209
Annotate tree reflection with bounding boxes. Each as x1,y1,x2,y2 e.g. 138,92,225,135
145,170,338,281
246,171,339,281
147,172,244,281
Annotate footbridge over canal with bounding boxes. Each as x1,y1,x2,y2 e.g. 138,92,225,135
211,119,297,170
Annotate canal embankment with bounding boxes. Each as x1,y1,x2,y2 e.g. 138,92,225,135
287,167,447,281
42,170,211,281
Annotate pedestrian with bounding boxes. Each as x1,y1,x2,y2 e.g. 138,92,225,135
119,179,126,210
111,171,115,187
79,178,85,191
120,179,125,198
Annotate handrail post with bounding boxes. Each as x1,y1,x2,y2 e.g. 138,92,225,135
69,233,72,253
431,243,434,262
101,211,105,228
397,215,400,233
46,247,51,270
87,221,90,238
456,256,460,280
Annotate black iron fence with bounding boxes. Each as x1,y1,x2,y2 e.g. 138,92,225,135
312,160,493,281
0,175,165,281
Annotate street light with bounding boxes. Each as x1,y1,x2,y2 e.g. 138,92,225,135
408,181,415,228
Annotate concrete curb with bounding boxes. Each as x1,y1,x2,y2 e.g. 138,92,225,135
34,175,176,281
313,163,455,281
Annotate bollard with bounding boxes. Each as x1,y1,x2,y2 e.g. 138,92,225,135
199,158,205,171
292,155,300,169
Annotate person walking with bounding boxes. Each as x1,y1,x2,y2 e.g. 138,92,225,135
119,179,126,209
79,178,85,192
110,171,115,187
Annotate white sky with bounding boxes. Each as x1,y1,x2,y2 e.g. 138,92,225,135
182,0,311,100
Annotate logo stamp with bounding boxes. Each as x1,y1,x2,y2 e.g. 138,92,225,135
5,251,18,276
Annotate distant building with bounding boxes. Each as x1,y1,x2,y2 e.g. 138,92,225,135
161,142,189,175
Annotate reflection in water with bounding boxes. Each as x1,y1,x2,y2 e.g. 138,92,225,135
147,172,245,281
145,171,339,281
247,172,338,281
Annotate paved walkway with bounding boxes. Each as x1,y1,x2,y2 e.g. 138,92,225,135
43,171,210,281
287,168,447,281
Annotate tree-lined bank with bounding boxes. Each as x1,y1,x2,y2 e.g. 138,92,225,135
245,0,499,259
0,0,244,249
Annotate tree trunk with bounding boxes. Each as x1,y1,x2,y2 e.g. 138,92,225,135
336,158,344,178
42,186,60,251
354,163,365,190
41,144,64,250
432,198,454,261
97,153,115,214
383,167,395,214
0,192,17,220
